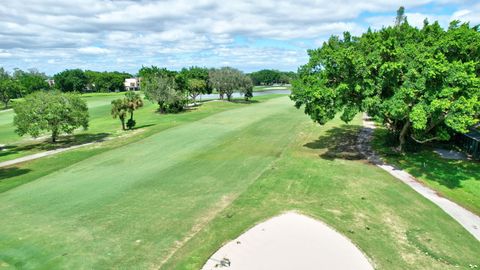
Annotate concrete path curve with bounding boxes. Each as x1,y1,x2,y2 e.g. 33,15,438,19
358,114,480,241
0,141,98,168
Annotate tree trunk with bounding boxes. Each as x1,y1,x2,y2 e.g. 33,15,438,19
398,121,411,152
51,130,58,143
120,116,126,130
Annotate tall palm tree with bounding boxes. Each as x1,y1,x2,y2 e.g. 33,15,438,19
111,98,128,130
124,91,143,129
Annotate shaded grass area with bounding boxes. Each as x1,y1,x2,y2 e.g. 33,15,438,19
164,115,480,270
372,127,480,216
0,95,282,193
0,97,305,269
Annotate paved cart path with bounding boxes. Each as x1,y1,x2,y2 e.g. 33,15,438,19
358,114,480,241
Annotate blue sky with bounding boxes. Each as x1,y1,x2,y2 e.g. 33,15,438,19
0,0,479,76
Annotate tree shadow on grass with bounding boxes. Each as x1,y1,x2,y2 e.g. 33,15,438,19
132,124,156,130
304,124,364,160
154,108,194,115
0,132,110,159
228,99,260,104
0,167,31,181
402,153,479,189
374,129,480,189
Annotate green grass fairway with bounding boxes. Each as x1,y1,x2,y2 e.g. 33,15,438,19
0,97,305,268
163,114,479,270
0,92,273,163
0,95,279,193
0,97,478,269
372,128,480,216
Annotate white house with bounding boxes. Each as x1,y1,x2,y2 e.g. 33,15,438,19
46,79,55,87
124,78,140,91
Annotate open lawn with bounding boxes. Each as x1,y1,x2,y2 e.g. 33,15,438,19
0,95,279,193
0,92,128,162
372,127,480,216
0,92,269,163
0,96,478,269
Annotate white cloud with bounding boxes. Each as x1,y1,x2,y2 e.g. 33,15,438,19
0,0,476,74
365,12,451,29
451,3,480,24
77,47,111,55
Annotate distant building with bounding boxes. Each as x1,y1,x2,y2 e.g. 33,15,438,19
124,78,140,91
46,79,55,87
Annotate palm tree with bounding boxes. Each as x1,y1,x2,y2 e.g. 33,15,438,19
124,91,144,129
111,98,128,130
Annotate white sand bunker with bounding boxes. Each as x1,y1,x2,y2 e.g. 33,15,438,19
202,212,373,270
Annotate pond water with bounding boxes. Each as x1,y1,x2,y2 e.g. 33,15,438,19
197,89,291,100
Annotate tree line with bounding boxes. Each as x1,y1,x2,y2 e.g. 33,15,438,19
54,69,132,93
140,66,253,113
9,65,255,142
0,68,133,109
0,68,50,108
291,7,480,151
248,69,297,85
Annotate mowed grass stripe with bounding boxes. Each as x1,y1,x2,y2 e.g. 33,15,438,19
0,96,307,269
164,116,480,270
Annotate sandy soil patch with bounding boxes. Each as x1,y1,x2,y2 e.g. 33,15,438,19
202,212,373,270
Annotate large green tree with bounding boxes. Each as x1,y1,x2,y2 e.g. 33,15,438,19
85,70,131,92
13,68,49,95
0,78,22,109
13,91,89,142
53,69,88,92
291,13,480,151
209,67,252,101
179,66,211,104
142,74,185,113
0,69,22,108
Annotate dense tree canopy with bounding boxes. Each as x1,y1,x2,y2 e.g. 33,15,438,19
13,68,49,95
291,17,480,151
138,66,176,79
141,67,186,113
13,91,89,142
179,66,211,104
209,67,253,101
53,69,89,92
0,68,27,108
249,69,296,85
85,71,131,92
0,77,22,109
